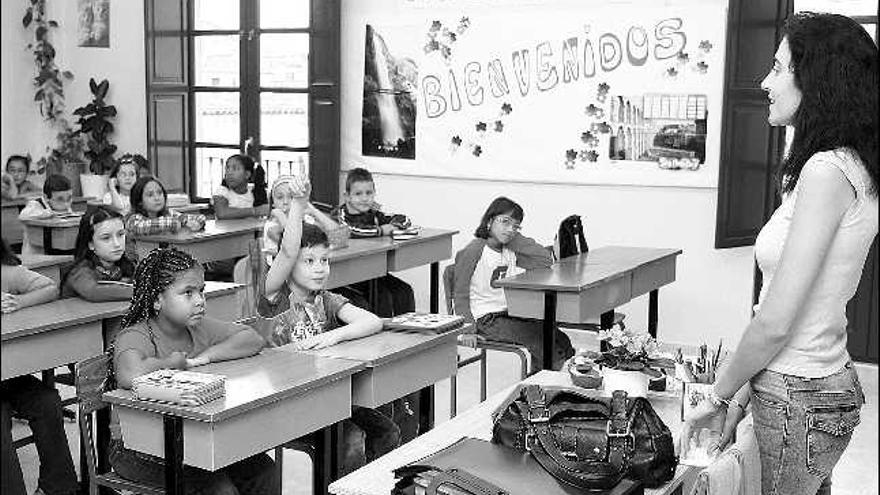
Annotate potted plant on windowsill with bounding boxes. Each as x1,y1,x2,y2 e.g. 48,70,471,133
74,78,117,198
568,328,674,397
36,121,88,196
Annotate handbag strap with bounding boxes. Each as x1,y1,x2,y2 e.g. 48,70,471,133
426,468,508,495
517,385,633,489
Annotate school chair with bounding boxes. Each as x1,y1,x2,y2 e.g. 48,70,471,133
232,238,267,320
76,353,164,495
442,264,530,418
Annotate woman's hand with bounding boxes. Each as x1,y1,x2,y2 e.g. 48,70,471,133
291,332,340,350
678,395,726,458
711,401,747,455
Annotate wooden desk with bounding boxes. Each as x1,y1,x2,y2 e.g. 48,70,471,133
329,370,697,495
20,253,74,285
2,197,88,246
133,218,264,263
104,348,364,495
497,247,681,370
293,326,465,433
389,228,456,313
1,298,120,380
86,199,209,215
20,215,85,255
326,239,394,290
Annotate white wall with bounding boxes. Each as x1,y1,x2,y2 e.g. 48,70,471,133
341,0,757,349
1,0,146,167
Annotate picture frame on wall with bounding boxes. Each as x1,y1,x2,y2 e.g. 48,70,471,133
77,0,110,48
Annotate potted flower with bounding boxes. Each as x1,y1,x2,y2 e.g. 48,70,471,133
73,78,117,198
569,328,674,397
36,121,88,196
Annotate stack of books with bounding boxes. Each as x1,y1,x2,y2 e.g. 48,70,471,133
391,226,420,241
132,369,226,407
166,193,190,208
384,312,465,334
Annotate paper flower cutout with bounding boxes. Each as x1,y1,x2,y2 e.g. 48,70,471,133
566,149,578,161
460,17,470,28
699,40,713,52
695,61,709,74
451,135,462,146
591,121,612,134
597,83,610,97
430,21,442,32
666,67,679,77
501,103,513,115
440,45,452,60
472,145,483,157
585,104,604,118
676,52,690,63
424,39,440,54
586,150,599,162
578,150,591,162
494,120,504,132
446,31,457,43
475,121,487,132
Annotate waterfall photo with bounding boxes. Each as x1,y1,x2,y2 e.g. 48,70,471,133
362,24,418,159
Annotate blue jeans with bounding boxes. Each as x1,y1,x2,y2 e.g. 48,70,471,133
750,362,865,495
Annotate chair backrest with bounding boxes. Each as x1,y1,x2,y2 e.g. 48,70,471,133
557,214,588,259
75,353,112,495
442,264,455,315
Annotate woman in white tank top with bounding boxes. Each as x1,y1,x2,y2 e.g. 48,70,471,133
682,13,877,495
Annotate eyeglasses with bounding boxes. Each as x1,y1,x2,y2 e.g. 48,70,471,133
494,215,522,231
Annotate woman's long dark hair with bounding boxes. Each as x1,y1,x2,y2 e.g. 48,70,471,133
66,206,135,280
474,196,524,239
780,12,878,195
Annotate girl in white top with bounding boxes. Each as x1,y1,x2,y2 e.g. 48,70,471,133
103,156,139,215
683,13,877,494
211,154,269,219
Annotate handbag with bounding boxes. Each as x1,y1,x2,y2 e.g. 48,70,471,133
393,437,643,495
491,384,677,490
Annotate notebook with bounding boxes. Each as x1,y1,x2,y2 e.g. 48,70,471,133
391,227,420,241
384,312,465,333
131,369,226,407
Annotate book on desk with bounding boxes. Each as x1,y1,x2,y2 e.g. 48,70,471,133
383,313,464,334
132,369,226,407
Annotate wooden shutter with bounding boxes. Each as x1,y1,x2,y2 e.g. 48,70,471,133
848,239,879,363
308,0,341,206
144,0,190,193
715,0,792,248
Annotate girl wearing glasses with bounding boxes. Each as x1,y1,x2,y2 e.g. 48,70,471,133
452,196,574,372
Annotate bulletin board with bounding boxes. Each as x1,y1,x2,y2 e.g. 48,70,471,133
341,0,728,188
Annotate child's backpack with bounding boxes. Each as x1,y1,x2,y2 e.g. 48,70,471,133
557,214,588,259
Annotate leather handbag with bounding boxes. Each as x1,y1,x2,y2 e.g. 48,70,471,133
491,384,677,490
392,437,643,495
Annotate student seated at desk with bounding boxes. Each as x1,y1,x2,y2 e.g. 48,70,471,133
1,237,59,313
111,247,276,495
61,206,134,301
1,237,78,495
331,167,415,318
204,154,269,281
454,196,574,373
124,176,206,261
259,191,400,475
102,155,141,215
1,155,40,200
17,174,76,255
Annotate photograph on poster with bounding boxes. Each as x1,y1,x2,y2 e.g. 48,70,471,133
77,0,110,48
362,24,419,159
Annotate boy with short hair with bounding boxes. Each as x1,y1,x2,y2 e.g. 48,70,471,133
18,174,77,254
1,155,39,200
331,167,415,318
258,181,400,474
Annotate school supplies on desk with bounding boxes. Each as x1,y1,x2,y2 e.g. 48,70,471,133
165,193,190,208
391,226,420,241
132,369,226,407
384,312,464,334
54,210,84,219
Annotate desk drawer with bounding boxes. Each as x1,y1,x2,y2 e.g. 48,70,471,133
387,236,452,272
632,258,676,297
1,321,104,380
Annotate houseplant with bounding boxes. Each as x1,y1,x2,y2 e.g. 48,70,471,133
569,328,674,397
23,0,74,123
73,78,117,198
36,121,87,196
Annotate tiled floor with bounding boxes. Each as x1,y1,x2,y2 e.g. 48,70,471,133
12,331,879,494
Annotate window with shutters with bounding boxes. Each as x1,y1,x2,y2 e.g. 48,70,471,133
144,0,340,204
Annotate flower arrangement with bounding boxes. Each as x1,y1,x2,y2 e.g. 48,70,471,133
582,328,674,377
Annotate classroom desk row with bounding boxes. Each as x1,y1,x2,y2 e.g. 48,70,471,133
0,281,246,381
103,326,465,495
2,196,89,247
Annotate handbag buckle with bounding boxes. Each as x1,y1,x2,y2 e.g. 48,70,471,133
527,402,550,423
606,421,631,438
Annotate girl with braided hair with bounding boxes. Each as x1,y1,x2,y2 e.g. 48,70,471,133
109,247,276,495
